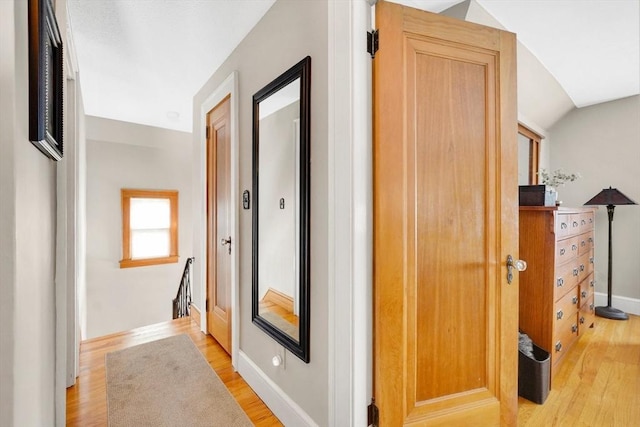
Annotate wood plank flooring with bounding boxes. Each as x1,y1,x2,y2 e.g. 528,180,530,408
68,314,639,426
517,314,640,426
66,316,282,426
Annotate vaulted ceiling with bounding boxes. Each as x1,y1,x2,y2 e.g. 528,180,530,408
67,0,639,132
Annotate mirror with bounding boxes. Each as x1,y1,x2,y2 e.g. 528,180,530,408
252,56,311,363
518,124,542,185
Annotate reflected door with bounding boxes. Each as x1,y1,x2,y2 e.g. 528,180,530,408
207,95,232,355
373,2,519,425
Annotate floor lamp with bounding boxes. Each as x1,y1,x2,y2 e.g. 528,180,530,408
584,187,637,320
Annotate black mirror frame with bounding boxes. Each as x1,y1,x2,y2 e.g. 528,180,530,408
252,56,311,363
28,0,64,161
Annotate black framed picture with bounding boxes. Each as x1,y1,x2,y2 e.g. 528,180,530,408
29,0,64,161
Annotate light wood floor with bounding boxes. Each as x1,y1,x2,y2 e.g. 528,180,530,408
518,314,640,426
67,314,639,426
66,316,282,426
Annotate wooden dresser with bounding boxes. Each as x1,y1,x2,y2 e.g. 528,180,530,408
519,207,597,384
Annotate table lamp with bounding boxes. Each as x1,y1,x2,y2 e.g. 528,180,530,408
584,187,637,320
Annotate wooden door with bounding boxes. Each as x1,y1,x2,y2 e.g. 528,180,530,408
373,2,519,426
207,95,232,355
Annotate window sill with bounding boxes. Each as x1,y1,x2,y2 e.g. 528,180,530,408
119,255,179,269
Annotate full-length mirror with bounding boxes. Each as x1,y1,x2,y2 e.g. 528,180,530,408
252,56,311,362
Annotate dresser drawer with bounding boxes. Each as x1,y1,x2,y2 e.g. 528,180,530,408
556,236,579,266
577,251,594,283
579,272,595,305
579,294,596,330
577,212,594,234
577,231,594,256
554,261,580,300
553,312,579,363
554,286,579,332
569,215,582,236
556,214,572,239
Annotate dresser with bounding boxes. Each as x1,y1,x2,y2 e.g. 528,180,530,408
519,207,597,384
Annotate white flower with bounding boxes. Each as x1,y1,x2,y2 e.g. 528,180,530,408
538,168,581,188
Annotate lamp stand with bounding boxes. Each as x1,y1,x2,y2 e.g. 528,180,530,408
594,204,629,320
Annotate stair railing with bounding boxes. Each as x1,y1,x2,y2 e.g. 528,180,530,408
173,257,194,319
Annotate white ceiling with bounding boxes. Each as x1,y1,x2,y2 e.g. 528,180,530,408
67,0,639,132
67,0,276,132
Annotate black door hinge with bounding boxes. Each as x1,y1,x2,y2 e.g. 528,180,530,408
367,29,379,58
368,398,379,427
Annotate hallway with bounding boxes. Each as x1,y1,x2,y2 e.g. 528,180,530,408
66,316,282,426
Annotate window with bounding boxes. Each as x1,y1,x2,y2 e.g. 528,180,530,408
120,189,178,268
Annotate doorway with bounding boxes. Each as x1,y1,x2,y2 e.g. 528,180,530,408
206,95,232,355
198,72,240,367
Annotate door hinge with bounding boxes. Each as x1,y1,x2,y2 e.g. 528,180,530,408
367,29,379,58
368,398,379,427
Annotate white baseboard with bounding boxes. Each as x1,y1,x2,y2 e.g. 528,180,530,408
594,292,640,316
237,351,317,427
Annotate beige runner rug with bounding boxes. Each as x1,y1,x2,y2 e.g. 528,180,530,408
105,334,252,427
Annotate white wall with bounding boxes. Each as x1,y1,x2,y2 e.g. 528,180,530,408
85,116,193,338
441,0,575,134
549,95,640,305
0,1,58,424
193,1,328,424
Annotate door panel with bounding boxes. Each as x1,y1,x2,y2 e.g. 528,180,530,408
207,95,232,355
373,2,518,425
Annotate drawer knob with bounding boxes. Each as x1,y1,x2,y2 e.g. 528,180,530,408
555,341,563,352
573,268,579,276
572,324,578,333
580,316,585,324
561,222,568,229
590,280,595,288
590,257,594,264
560,248,566,255
581,219,586,225
557,310,564,320
580,264,585,272
581,291,587,298
557,277,564,287
572,295,578,305
572,244,578,251
581,240,586,247
572,221,579,228
589,237,593,243
590,303,594,311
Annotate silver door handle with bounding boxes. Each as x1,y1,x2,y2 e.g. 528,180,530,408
507,255,527,284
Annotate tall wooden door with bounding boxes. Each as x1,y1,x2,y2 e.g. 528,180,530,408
207,95,232,355
373,2,519,425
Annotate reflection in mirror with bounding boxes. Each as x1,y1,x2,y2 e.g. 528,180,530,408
258,78,300,339
518,123,542,185
517,132,531,185
252,56,310,362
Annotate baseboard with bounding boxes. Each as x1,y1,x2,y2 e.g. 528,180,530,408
238,351,317,427
594,292,640,316
190,304,201,327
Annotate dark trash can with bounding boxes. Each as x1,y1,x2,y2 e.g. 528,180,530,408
518,342,550,404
